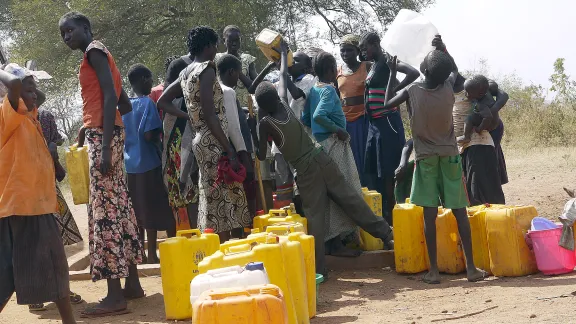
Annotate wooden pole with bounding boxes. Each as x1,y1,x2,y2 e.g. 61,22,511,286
247,95,267,212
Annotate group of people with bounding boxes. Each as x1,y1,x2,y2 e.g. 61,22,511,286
0,9,510,322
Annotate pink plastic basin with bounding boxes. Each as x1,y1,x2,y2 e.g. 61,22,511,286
529,227,576,275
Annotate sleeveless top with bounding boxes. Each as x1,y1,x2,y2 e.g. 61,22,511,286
366,59,397,118
79,41,124,128
215,52,255,107
262,100,321,171
337,62,368,122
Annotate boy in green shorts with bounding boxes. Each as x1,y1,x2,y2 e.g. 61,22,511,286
379,36,486,284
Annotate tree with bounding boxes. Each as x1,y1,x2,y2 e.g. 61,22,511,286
549,58,576,106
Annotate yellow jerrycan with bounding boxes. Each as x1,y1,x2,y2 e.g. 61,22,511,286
426,208,466,274
255,28,294,66
467,205,492,274
199,236,310,324
159,229,220,320
65,144,90,205
393,200,427,273
254,209,308,234
483,205,538,277
250,228,317,318
192,284,289,324
359,189,384,251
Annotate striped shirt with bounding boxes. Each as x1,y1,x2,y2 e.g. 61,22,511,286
366,60,397,118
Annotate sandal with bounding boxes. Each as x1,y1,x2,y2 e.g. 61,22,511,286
28,303,47,311
70,292,83,304
81,306,130,318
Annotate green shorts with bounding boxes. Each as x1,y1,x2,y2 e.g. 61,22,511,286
410,155,469,209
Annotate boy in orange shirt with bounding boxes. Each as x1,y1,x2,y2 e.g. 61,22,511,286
0,63,76,323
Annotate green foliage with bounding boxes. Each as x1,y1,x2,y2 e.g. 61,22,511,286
549,58,576,107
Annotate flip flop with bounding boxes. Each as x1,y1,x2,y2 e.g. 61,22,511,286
28,303,47,311
70,292,83,305
80,306,130,318
468,269,488,283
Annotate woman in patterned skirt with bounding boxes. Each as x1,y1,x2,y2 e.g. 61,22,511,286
158,26,251,242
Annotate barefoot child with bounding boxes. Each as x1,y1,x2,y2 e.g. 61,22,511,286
125,64,176,264
249,42,393,276
59,12,144,317
0,64,76,323
379,47,486,284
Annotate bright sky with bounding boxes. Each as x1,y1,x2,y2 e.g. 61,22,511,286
423,0,576,89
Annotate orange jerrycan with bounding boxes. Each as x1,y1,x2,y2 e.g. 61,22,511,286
254,209,308,234
393,201,427,273
192,284,289,324
250,228,317,318
159,229,220,320
199,236,309,324
467,205,491,274
359,189,384,251
426,208,466,274
483,205,538,277
65,144,90,205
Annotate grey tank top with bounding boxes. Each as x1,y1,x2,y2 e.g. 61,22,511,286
262,101,321,171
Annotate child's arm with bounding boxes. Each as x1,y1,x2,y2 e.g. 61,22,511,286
77,127,86,147
118,89,132,116
277,41,290,104
376,56,410,115
248,117,271,162
49,142,66,182
247,62,276,94
432,35,459,86
488,81,509,114
87,48,118,175
395,139,414,180
0,69,22,110
394,59,420,93
474,102,493,133
312,87,349,141
157,79,190,120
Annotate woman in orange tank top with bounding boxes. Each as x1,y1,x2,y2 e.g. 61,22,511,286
59,12,144,318
336,34,371,184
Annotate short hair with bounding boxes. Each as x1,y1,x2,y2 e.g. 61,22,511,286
466,74,490,91
165,59,189,84
127,63,152,85
216,54,242,77
164,56,180,73
255,81,279,109
59,11,92,36
360,32,380,46
187,26,219,56
314,52,337,78
223,25,241,38
423,50,453,84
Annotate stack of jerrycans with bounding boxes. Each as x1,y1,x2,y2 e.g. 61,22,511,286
393,200,465,274
65,144,90,205
159,229,220,320
253,205,308,234
250,225,317,318
199,234,310,324
468,204,538,277
359,188,384,250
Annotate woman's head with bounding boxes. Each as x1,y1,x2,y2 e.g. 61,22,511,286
216,54,242,88
222,25,241,54
359,32,381,61
59,12,93,51
340,34,360,65
314,52,337,83
187,26,219,61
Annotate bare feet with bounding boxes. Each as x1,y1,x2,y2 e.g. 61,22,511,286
422,270,440,284
457,135,471,144
123,286,145,300
467,268,487,282
81,296,128,318
146,255,160,264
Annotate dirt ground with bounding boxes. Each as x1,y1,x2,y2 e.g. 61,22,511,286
3,146,576,324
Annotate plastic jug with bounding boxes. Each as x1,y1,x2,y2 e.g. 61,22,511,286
255,28,294,66
467,205,491,274
199,236,309,324
253,209,308,234
192,284,289,324
426,208,466,274
484,205,538,277
65,144,90,205
159,229,220,320
528,226,575,275
382,9,439,69
190,262,270,306
393,200,427,273
249,230,316,318
359,189,384,251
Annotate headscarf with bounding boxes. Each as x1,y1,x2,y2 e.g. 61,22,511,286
340,34,360,48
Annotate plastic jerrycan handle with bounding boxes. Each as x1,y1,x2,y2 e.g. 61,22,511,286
266,225,296,234
269,209,288,217
69,144,78,151
219,236,275,254
209,290,251,300
176,229,202,238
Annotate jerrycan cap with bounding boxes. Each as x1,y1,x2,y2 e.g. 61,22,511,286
204,228,215,233
245,262,265,271
256,210,266,216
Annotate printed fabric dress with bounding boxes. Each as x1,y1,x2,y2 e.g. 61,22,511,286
180,61,251,232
